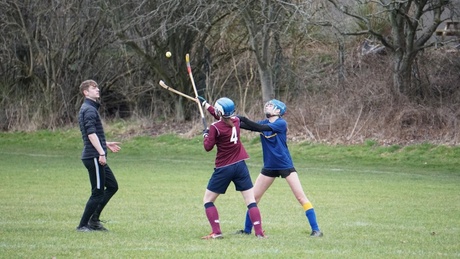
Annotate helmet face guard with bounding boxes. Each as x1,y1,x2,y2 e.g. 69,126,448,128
215,97,235,118
264,99,286,117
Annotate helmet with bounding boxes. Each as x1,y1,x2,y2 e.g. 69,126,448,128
214,97,235,118
265,99,286,116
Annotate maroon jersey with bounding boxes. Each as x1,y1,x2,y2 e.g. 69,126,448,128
204,106,249,168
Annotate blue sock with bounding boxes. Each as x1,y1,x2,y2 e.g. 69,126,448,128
305,208,319,231
244,210,252,233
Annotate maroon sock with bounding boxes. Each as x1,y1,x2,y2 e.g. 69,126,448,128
204,202,221,234
248,204,264,236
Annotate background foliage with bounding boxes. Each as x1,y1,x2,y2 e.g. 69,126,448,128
1,0,460,144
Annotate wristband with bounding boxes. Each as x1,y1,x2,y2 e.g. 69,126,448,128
100,154,105,156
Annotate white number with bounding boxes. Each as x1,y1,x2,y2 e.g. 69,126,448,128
230,127,238,144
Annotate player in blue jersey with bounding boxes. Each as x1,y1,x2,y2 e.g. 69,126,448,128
199,97,265,239
236,99,323,237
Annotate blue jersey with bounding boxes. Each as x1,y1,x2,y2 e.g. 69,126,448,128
258,117,294,170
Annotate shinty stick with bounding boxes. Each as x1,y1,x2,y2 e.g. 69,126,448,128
186,53,207,130
159,80,196,102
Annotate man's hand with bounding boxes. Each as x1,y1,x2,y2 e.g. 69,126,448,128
107,142,121,153
99,155,107,166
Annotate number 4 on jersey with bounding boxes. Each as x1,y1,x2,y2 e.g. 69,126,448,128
230,127,238,144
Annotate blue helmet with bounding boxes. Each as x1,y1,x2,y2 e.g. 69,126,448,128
215,97,235,118
266,99,286,116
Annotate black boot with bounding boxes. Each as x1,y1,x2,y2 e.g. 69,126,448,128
88,212,108,231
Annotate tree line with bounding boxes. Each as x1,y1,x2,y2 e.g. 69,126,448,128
1,0,459,144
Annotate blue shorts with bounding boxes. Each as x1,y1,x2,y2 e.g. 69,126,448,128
207,160,253,194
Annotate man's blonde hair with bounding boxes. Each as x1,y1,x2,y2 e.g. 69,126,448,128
79,80,98,94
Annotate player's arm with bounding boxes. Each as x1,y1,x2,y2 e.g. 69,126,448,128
88,133,107,165
207,106,220,120
88,133,105,155
203,126,217,151
238,116,272,132
198,96,220,120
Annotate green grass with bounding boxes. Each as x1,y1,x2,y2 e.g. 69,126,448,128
0,129,459,258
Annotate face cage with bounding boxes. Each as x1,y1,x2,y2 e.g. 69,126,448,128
264,102,280,116
216,108,234,118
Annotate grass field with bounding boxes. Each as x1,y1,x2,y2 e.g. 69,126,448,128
0,128,459,258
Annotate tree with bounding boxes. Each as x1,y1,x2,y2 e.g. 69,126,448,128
239,1,282,103
0,0,119,129
327,0,455,99
227,0,304,103
106,0,222,121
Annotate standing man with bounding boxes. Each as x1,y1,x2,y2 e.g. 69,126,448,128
77,79,121,232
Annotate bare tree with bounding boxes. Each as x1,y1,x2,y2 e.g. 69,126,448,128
239,1,282,102
327,0,456,99
106,0,223,121
222,1,294,103
0,0,120,129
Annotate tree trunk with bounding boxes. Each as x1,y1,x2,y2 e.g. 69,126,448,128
392,50,415,97
174,98,185,122
258,65,274,103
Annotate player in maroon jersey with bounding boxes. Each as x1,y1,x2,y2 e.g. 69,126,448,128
198,97,265,239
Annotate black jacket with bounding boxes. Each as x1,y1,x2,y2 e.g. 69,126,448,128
78,98,106,159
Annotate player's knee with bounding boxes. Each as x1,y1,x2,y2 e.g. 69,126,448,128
108,184,118,194
90,191,104,203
